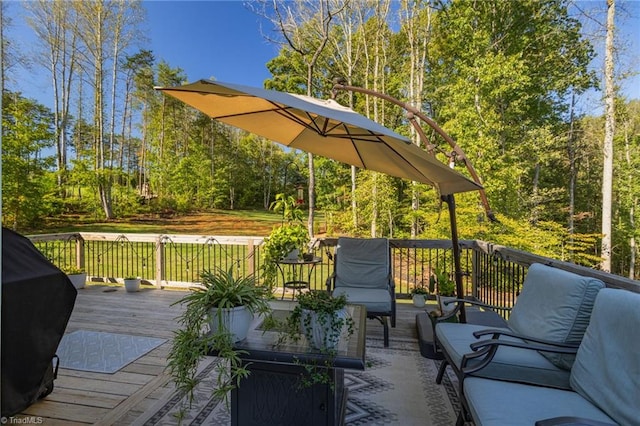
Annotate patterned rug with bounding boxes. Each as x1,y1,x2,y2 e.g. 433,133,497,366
133,336,461,425
57,330,166,374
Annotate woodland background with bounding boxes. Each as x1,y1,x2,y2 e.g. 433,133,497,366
1,0,639,279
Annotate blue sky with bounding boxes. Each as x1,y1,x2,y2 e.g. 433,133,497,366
143,1,276,86
6,0,639,111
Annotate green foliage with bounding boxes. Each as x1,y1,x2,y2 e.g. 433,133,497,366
261,194,310,289
430,267,455,297
2,91,57,229
3,1,639,277
410,286,430,296
60,264,85,275
166,267,271,410
427,0,596,220
269,291,355,388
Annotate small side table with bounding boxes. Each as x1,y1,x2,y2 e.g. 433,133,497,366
275,257,322,300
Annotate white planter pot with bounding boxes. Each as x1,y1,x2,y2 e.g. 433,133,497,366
67,273,87,289
438,295,457,314
412,294,426,308
300,308,347,351
124,278,141,293
208,305,254,343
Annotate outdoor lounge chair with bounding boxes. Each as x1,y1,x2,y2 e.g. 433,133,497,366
326,237,395,347
435,263,605,389
457,287,639,426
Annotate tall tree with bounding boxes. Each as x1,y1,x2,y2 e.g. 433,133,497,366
427,0,596,220
72,0,142,219
398,0,432,237
26,0,79,191
601,0,616,272
263,0,347,238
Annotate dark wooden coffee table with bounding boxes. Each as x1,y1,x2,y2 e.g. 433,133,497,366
228,302,366,426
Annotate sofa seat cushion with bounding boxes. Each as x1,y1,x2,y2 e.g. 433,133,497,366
570,288,640,426
508,264,604,370
436,323,571,389
464,377,616,426
333,287,391,314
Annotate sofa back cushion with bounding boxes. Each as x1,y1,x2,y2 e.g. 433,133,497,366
570,288,640,425
335,237,390,289
507,263,604,370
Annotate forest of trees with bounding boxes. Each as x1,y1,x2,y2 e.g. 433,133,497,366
1,0,638,279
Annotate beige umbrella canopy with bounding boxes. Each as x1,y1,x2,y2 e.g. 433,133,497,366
156,79,481,195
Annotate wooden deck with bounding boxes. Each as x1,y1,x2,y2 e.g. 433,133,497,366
18,284,426,425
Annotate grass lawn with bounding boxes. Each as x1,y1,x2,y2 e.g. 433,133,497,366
35,210,327,236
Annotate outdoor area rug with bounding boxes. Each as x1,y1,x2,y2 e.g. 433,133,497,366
133,336,462,425
56,330,166,374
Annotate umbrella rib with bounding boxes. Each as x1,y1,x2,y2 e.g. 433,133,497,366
210,97,436,184
342,123,437,186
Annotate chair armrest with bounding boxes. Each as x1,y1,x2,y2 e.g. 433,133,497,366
535,417,617,426
472,329,581,349
469,338,580,355
445,298,513,313
460,338,579,377
325,272,336,291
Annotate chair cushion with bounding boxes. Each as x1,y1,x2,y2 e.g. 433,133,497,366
334,237,389,289
333,287,391,314
464,377,616,426
570,288,640,426
436,323,571,389
508,263,605,370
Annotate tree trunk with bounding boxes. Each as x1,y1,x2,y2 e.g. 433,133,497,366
567,91,577,259
600,0,615,272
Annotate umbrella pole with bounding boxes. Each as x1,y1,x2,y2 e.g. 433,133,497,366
443,193,467,323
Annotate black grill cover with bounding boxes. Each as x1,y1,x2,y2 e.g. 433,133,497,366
1,228,77,416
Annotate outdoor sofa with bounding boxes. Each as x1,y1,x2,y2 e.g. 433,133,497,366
434,263,605,389
457,287,639,426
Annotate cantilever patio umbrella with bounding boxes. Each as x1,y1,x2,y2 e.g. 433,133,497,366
156,79,482,319
157,80,481,195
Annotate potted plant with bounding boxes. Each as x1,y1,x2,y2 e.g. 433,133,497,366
261,193,310,291
263,290,355,389
61,265,86,289
410,286,430,308
166,267,271,408
430,267,457,315
286,291,355,352
124,277,141,292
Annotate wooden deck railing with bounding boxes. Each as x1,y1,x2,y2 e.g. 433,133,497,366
29,232,640,314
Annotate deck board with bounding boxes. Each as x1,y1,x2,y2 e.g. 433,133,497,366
15,284,425,424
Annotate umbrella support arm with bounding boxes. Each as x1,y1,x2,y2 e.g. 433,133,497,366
332,81,496,222
443,193,467,323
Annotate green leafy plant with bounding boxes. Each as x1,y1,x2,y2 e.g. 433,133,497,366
410,286,430,296
428,266,458,317
430,267,456,297
60,264,84,275
166,267,271,410
261,193,310,290
270,291,355,389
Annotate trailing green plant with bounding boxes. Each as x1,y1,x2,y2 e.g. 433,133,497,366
287,291,355,348
268,291,355,389
261,193,310,290
166,267,271,411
